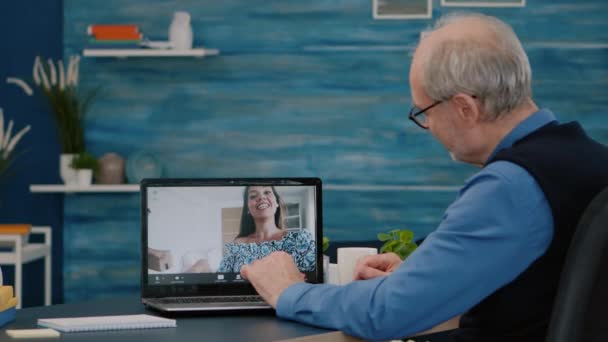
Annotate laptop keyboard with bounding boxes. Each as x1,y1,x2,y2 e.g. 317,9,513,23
158,296,266,304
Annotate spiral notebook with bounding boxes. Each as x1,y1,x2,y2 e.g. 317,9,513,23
37,314,176,332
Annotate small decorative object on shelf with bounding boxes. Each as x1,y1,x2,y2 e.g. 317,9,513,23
60,154,77,185
127,151,163,183
97,152,125,184
70,152,98,186
169,11,193,50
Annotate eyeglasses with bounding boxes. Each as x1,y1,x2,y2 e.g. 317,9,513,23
408,100,442,130
408,95,478,130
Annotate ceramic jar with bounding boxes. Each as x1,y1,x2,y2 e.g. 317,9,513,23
96,153,125,184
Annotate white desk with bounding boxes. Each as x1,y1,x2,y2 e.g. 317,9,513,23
0,226,52,308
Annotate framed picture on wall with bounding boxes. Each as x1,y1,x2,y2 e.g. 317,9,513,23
441,0,525,7
373,0,432,19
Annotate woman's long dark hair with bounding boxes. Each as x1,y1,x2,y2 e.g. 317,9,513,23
236,186,286,239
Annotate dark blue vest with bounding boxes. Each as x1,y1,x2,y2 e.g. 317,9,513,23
452,121,608,342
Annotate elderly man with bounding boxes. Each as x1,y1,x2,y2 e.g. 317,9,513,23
241,13,608,342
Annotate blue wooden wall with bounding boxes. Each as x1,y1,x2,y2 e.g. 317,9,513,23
0,0,64,307
61,0,608,302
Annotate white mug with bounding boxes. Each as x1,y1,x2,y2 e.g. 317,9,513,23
337,247,378,285
327,263,340,285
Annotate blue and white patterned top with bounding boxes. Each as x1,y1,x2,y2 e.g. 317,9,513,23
218,230,316,273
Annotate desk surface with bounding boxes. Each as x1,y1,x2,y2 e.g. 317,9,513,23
2,296,332,342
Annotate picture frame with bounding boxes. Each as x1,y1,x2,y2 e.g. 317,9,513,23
441,0,525,7
373,0,432,20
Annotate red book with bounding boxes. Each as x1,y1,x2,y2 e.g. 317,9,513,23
93,31,143,41
87,24,139,36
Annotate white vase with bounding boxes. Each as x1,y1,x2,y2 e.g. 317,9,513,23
76,169,93,187
169,11,193,50
60,154,78,185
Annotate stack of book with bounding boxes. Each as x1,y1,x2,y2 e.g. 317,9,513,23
87,24,143,49
0,224,31,235
0,286,17,327
0,224,31,249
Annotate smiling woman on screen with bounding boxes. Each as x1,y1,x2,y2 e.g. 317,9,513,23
218,186,316,273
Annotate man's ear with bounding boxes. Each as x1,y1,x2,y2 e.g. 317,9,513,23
452,93,481,127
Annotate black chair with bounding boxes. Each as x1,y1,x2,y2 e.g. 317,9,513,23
546,186,608,342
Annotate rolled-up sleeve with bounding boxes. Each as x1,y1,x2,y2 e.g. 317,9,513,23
276,161,553,341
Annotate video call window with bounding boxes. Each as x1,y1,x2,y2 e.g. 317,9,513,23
146,186,317,280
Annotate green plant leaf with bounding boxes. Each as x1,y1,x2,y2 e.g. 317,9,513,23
377,233,392,241
322,237,330,253
394,244,408,260
70,152,98,170
378,228,419,260
385,240,399,253
399,230,414,243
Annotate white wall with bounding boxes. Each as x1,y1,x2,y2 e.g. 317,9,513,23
147,186,244,273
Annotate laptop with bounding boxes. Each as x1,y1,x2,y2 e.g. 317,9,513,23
140,178,323,312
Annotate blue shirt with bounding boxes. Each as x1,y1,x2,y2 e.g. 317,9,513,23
276,109,556,340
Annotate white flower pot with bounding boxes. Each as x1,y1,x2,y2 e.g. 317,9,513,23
60,154,78,185
76,169,93,187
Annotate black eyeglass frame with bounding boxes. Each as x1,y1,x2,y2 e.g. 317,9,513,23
408,100,442,129
408,95,478,130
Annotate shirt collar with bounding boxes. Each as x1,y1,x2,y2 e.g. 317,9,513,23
486,108,557,162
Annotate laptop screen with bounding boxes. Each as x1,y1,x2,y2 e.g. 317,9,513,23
141,178,322,296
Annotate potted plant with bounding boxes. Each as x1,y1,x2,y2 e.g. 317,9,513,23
0,108,31,188
70,152,98,187
378,229,418,260
32,55,98,185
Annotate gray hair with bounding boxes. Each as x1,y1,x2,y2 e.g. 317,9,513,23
420,13,532,120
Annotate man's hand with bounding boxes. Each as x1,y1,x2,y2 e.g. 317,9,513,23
353,252,403,280
240,251,305,308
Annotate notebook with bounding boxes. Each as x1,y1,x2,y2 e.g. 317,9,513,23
140,178,323,312
37,314,176,332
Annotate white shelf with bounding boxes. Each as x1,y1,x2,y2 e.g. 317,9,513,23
0,227,52,308
82,48,219,58
30,184,140,193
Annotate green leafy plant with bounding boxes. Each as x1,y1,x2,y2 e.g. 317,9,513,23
322,236,330,253
378,229,418,260
33,56,99,154
70,152,98,170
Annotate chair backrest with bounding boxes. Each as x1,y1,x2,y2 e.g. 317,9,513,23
546,186,608,342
